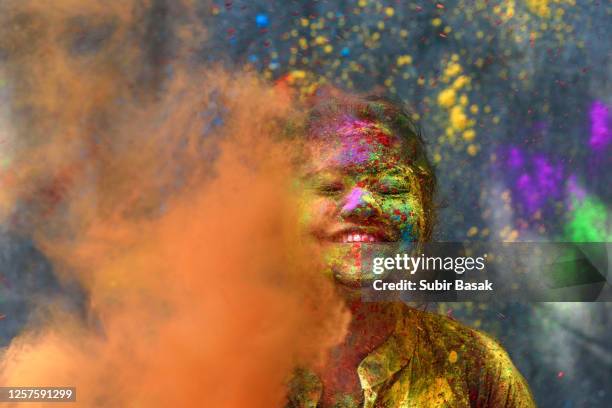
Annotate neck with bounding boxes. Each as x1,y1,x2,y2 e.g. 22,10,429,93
315,299,408,403
343,300,406,355
333,285,408,352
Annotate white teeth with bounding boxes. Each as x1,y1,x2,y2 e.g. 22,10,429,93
340,233,378,243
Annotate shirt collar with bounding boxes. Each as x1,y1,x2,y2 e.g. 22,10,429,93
357,308,419,389
287,305,421,407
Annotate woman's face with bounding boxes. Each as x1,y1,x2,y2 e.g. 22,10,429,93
300,116,425,286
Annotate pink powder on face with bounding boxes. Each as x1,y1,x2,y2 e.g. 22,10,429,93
342,188,366,212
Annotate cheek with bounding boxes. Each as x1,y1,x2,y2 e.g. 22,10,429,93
380,197,422,240
299,196,337,228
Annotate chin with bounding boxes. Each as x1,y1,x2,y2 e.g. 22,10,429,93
319,241,380,286
328,261,380,288
332,268,366,288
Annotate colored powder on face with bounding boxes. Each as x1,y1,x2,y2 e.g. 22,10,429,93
380,199,419,242
342,187,371,213
332,118,396,167
401,224,416,242
338,139,370,165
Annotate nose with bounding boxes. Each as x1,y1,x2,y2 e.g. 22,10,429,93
339,187,381,222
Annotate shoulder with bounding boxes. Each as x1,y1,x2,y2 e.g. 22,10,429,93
409,308,501,357
407,308,536,407
411,310,509,359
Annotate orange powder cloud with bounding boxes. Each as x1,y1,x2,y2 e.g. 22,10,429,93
0,1,349,406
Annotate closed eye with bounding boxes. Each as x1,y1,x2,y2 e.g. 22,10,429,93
316,181,345,195
375,181,410,195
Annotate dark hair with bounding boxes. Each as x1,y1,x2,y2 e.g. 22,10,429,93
303,90,437,242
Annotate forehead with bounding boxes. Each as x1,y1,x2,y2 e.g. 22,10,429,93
306,116,410,173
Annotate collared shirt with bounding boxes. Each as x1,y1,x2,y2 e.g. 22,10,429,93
286,308,536,408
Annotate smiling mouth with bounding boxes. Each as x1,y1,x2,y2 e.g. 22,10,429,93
327,229,392,243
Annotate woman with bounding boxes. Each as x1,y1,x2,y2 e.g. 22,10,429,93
288,91,536,407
